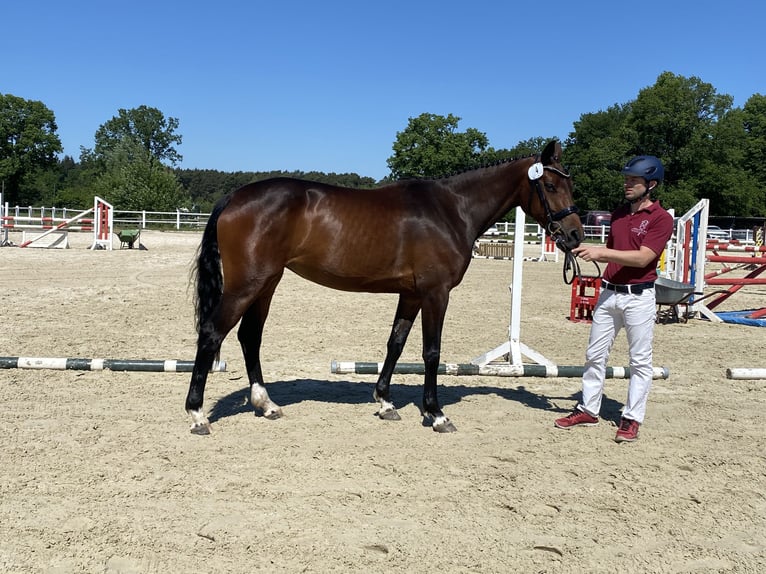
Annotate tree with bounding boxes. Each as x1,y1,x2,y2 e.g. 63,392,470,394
0,93,62,204
741,94,766,205
95,138,185,211
477,137,560,166
91,105,182,167
626,72,733,190
563,72,763,216
564,104,632,211
83,106,186,211
387,113,489,179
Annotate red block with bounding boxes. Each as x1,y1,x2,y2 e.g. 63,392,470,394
570,276,602,323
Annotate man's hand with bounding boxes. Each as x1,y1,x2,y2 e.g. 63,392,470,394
572,244,607,263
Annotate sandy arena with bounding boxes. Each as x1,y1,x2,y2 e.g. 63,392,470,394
1,230,764,573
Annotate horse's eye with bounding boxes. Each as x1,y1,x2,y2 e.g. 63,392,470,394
545,183,556,192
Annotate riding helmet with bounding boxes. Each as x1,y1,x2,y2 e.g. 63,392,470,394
621,155,664,183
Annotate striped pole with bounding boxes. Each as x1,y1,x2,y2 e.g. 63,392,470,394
0,356,226,373
18,207,94,248
331,360,669,379
707,243,766,252
707,255,766,265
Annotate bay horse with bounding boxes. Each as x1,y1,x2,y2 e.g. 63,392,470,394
186,139,583,434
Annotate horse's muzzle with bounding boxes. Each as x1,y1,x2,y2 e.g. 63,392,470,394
555,228,584,253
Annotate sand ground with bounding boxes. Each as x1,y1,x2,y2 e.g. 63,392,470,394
0,229,764,573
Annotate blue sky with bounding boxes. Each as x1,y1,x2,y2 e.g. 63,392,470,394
3,1,764,181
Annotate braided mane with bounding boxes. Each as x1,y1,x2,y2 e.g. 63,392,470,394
434,152,537,180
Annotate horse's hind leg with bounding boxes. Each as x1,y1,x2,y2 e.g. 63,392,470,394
186,296,246,434
374,295,421,421
238,282,283,420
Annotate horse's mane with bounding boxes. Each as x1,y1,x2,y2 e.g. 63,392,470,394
411,152,538,181
455,153,538,177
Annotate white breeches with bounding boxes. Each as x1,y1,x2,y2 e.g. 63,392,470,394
580,288,656,423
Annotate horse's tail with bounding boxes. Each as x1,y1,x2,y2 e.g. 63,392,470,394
192,194,233,333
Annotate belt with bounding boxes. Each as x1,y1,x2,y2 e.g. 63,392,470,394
602,280,655,295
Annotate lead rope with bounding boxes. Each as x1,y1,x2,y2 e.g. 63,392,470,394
563,250,601,285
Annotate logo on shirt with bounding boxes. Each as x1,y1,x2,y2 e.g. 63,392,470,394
632,219,650,236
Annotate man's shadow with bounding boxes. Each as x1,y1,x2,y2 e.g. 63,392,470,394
208,377,626,425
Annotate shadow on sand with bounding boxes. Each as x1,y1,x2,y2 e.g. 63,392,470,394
207,377,626,426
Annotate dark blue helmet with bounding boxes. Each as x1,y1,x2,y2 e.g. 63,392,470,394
621,156,664,184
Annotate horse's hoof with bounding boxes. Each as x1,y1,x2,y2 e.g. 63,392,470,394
378,408,401,421
263,407,283,420
432,418,457,433
190,423,212,435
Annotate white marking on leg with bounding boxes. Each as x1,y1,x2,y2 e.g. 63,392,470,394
250,383,283,419
378,398,396,416
374,390,401,420
432,414,457,433
188,408,211,433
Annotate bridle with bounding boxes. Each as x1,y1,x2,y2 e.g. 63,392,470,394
527,159,595,284
527,160,578,243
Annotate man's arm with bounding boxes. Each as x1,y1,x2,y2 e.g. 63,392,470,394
572,244,659,268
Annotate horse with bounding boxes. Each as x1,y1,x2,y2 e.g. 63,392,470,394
185,139,583,434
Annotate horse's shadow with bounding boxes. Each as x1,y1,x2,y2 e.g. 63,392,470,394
208,378,626,425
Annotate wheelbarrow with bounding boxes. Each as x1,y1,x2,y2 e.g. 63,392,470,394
654,277,703,323
117,229,141,249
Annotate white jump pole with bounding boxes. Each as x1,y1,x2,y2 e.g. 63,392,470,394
0,191,7,245
470,206,555,368
726,368,766,380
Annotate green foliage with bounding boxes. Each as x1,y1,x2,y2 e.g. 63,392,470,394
564,104,633,211
626,72,732,186
2,75,765,220
81,106,186,211
0,93,62,204
742,94,766,190
94,138,185,211
565,72,766,218
387,113,490,178
90,105,182,167
175,168,377,212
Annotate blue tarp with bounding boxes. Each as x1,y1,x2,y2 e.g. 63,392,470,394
715,309,766,327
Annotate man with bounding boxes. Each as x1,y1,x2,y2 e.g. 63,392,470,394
555,156,674,443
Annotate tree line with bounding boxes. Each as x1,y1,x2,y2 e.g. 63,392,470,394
1,71,764,218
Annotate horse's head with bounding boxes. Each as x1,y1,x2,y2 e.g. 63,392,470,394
526,140,584,252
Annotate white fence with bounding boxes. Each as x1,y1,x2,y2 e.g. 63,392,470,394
1,203,210,231
0,200,611,242
2,196,756,244
112,209,209,229
486,221,610,243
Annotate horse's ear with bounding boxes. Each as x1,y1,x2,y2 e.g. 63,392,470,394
541,140,562,165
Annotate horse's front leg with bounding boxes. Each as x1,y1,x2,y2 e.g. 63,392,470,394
421,290,456,433
374,296,420,421
239,293,283,420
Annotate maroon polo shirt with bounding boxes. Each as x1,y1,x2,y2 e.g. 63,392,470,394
603,200,674,285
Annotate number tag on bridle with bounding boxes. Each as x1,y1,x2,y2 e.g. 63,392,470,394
528,162,544,180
